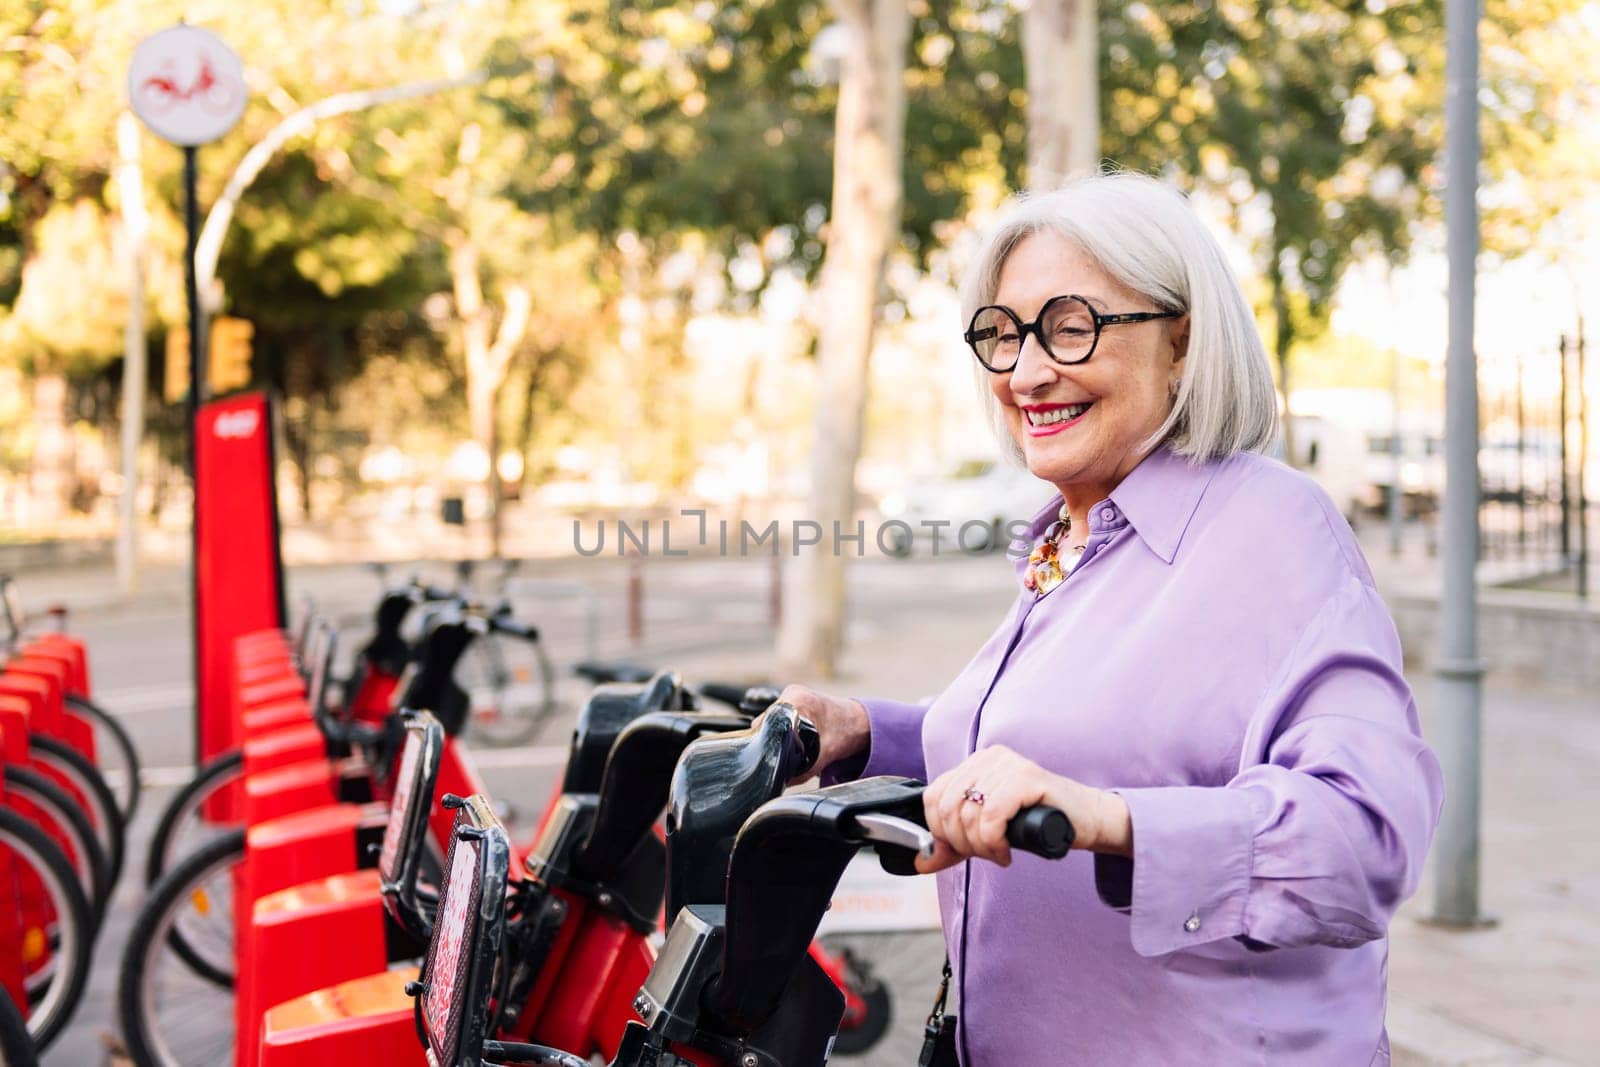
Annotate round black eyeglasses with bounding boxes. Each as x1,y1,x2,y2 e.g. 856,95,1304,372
964,294,1183,373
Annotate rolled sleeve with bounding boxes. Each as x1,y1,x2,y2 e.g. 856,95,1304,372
819,697,930,785
1111,785,1261,957
1094,576,1442,959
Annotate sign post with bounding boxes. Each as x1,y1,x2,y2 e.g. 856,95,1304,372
129,23,246,419
129,25,249,767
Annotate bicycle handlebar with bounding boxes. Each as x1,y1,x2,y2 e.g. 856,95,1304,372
696,681,783,715
572,660,655,685
573,661,785,719
1005,804,1075,858
707,778,1073,1032
843,800,1072,864
487,613,540,643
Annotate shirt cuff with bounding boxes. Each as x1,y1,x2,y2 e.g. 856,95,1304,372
1113,785,1262,957
818,697,928,786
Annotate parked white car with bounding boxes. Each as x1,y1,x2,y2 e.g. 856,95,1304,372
878,458,1054,555
1361,422,1445,517
1279,415,1371,523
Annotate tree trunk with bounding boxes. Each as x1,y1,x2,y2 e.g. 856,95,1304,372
29,374,74,522
1269,243,1296,467
1022,0,1100,188
448,232,532,560
776,0,911,678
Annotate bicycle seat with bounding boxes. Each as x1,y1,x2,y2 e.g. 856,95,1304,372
571,709,751,884
560,671,691,794
571,659,657,686
358,589,420,678
392,613,475,736
662,702,819,920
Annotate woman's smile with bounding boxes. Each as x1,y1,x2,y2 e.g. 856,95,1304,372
1022,401,1094,436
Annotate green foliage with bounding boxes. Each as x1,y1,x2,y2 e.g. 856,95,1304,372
1103,0,1440,356
0,0,1592,520
0,200,125,374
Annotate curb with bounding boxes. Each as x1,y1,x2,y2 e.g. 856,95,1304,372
1388,999,1579,1066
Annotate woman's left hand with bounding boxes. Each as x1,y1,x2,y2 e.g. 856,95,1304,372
915,745,1134,873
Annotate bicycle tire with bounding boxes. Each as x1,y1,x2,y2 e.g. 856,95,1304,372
461,632,560,747
819,930,946,1062
143,750,243,888
0,807,92,1052
116,830,244,1067
0,984,37,1067
64,694,143,823
1,766,111,930
26,735,124,890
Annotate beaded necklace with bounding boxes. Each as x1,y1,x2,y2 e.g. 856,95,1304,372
1022,502,1087,596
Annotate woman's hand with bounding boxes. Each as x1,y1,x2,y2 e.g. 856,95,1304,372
776,685,870,783
916,745,1133,873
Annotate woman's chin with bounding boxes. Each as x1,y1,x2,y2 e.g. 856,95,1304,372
1021,443,1087,490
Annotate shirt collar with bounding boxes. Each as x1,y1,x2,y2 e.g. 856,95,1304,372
1108,445,1220,564
1008,445,1221,571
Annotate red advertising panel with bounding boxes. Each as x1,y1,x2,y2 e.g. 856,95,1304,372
194,392,286,763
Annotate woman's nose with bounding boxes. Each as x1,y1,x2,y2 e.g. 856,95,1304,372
1008,333,1058,395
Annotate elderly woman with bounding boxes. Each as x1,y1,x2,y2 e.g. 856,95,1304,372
785,173,1443,1065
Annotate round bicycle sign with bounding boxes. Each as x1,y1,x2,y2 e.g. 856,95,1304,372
128,26,246,146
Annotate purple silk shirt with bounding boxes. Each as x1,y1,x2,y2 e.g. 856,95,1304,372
830,446,1444,1066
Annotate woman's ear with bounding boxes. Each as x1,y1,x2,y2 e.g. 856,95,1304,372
1169,314,1191,366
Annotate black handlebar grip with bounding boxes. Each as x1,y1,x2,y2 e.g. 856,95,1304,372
793,715,822,776
490,616,540,642
737,684,783,716
697,682,753,710
1005,806,1074,858
573,660,656,684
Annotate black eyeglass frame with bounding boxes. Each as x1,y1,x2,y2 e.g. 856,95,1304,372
963,294,1184,373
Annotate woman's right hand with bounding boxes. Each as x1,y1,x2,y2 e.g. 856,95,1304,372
777,685,870,783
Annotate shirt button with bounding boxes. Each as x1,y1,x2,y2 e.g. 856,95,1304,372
1100,507,1117,523
1183,913,1201,933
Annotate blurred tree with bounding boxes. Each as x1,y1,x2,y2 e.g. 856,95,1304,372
1099,0,1441,462
1024,0,1099,187
778,0,912,677
1097,0,1593,461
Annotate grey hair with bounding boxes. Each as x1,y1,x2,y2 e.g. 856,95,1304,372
960,172,1279,463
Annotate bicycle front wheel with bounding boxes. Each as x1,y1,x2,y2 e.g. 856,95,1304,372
0,807,93,1052
0,983,38,1067
64,694,143,823
117,829,243,1067
25,735,124,892
143,749,243,888
1,765,111,930
460,632,560,747
819,930,947,1062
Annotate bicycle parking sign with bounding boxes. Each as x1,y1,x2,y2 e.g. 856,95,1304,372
128,25,245,146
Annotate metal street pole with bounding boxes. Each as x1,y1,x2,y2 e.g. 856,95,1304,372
116,112,149,593
1561,334,1572,562
1516,350,1526,554
1429,0,1489,928
183,142,207,773
184,145,204,440
1390,345,1404,557
192,73,484,315
1579,319,1590,600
